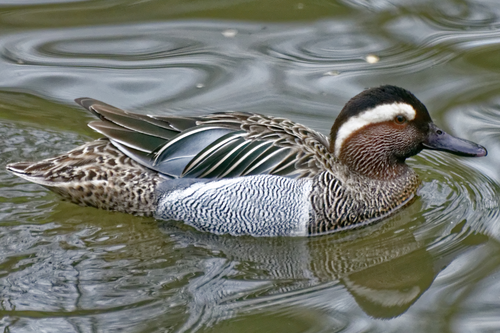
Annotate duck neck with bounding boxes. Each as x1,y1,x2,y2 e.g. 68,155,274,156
338,144,410,180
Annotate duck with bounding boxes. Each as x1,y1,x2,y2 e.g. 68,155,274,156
6,85,487,236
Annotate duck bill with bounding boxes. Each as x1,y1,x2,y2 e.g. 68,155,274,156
423,123,487,157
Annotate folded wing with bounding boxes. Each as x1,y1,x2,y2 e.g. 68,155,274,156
76,98,331,179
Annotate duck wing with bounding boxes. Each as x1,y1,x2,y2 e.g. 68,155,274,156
76,98,332,179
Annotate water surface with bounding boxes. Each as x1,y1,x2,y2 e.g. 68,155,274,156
2,0,500,332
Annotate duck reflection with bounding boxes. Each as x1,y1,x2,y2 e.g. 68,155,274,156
159,198,487,324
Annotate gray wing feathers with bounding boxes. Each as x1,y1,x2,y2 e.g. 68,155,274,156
89,121,167,153
182,134,297,178
153,126,238,176
76,98,331,179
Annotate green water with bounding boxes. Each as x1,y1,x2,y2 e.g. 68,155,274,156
2,0,500,332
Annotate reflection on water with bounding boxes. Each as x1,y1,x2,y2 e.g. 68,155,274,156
2,0,500,331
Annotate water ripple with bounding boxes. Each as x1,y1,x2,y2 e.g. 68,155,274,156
428,0,500,30
413,152,500,247
2,8,500,332
0,18,500,110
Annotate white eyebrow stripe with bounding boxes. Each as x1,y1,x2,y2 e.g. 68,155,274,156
334,102,417,157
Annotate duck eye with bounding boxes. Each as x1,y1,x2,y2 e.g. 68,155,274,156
395,115,406,124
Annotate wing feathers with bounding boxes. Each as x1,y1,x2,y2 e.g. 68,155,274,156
153,126,237,176
77,98,330,179
182,133,247,178
89,121,166,153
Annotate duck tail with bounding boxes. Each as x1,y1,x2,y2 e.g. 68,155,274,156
7,160,65,187
6,139,162,216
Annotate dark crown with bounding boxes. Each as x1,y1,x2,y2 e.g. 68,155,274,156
329,85,432,150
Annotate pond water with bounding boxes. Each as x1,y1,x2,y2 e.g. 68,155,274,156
2,0,500,331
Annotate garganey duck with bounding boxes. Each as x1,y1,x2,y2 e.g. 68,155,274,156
7,85,487,236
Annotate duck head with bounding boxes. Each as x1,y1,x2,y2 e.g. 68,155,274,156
330,85,487,179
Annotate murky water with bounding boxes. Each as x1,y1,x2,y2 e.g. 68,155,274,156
2,0,500,331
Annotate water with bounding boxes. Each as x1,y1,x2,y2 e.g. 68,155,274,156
2,0,500,331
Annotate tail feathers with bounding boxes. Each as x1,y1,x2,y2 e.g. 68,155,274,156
6,160,62,187
6,161,32,173
6,144,106,187
6,139,161,216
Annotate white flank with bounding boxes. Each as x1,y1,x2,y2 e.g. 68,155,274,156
290,179,313,237
334,102,416,157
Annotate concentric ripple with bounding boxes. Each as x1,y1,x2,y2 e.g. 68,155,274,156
413,152,499,245
0,16,498,111
427,0,500,30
